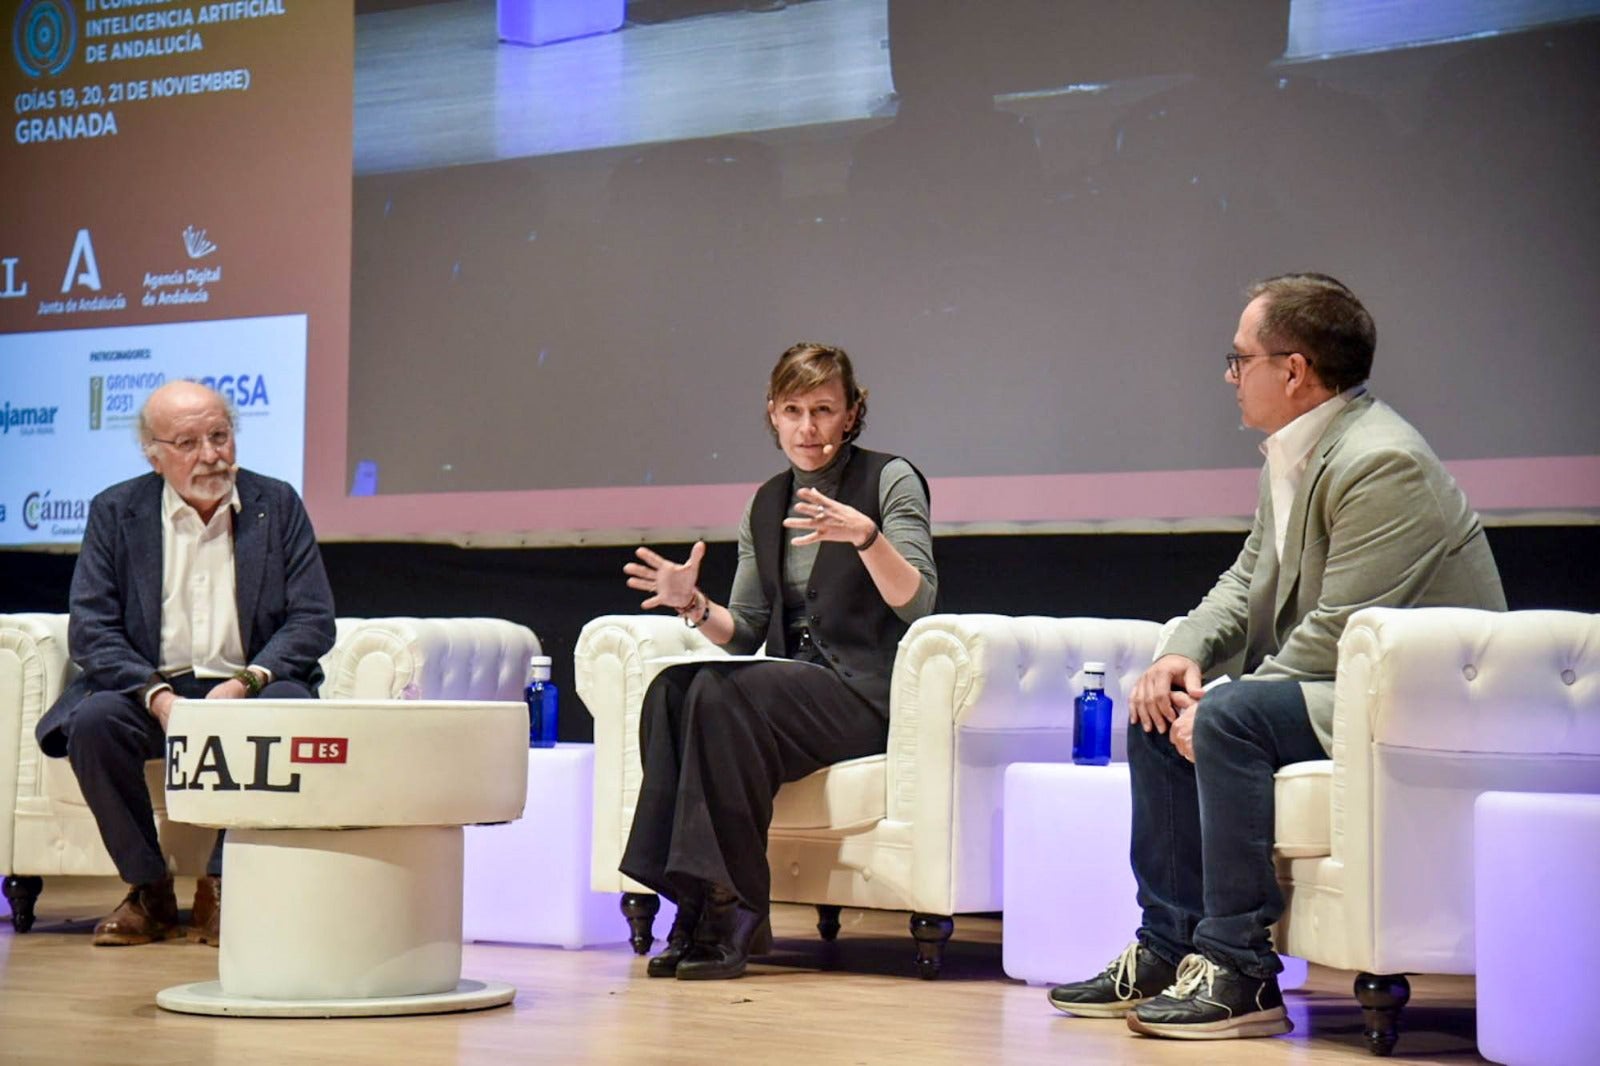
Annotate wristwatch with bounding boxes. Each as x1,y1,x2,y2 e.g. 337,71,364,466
233,667,264,697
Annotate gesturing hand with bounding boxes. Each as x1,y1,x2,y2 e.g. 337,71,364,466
1130,653,1204,735
624,541,706,611
782,486,876,548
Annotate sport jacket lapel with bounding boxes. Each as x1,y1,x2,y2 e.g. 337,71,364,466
1273,394,1374,623
129,476,165,657
233,474,266,656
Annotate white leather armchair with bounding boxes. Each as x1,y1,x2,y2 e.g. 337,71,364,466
0,613,539,931
575,612,1164,976
1266,606,1600,1054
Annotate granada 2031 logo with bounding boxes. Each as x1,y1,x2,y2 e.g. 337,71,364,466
13,0,77,79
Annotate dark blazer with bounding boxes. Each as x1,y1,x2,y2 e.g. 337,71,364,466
36,468,337,757
749,447,932,714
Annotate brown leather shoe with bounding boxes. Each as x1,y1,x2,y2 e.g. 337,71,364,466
93,877,181,946
188,875,221,947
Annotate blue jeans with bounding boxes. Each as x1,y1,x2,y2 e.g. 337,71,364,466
1128,679,1328,978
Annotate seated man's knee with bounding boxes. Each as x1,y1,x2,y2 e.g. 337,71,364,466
1192,683,1256,755
69,691,142,734
63,691,146,757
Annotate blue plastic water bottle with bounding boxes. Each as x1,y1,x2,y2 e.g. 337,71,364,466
1072,661,1113,766
525,654,558,748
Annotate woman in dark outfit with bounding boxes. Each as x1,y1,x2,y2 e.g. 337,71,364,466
620,342,938,980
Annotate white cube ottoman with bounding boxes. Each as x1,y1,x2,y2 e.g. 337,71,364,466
1476,791,1600,1066
1003,762,1305,989
463,744,624,948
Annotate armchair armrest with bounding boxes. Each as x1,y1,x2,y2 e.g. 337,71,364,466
888,614,1164,912
0,614,74,870
322,618,540,701
1320,606,1600,972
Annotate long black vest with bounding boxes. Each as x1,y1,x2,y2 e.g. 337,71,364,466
750,447,930,714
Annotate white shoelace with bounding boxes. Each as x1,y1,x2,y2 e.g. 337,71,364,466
1163,953,1219,1000
1102,941,1143,999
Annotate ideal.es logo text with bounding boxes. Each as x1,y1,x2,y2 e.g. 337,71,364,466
166,734,352,793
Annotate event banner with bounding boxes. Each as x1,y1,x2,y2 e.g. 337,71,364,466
1,0,352,543
0,314,306,544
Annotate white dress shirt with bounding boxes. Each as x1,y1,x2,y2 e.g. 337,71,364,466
158,482,246,678
1259,386,1367,558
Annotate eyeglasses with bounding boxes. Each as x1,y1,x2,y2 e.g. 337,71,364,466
1224,350,1294,378
149,428,233,454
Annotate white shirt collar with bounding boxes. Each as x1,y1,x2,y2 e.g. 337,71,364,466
162,481,242,524
1259,385,1366,471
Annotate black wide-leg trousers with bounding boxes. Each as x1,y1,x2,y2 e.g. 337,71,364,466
63,674,316,885
619,659,887,913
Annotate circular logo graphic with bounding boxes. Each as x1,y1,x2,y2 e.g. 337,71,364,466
13,0,77,79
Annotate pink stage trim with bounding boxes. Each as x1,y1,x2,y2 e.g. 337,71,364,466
303,455,1600,539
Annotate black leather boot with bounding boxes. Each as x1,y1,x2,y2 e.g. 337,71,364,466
646,888,704,978
674,885,771,981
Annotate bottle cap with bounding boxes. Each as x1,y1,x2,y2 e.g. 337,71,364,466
1083,661,1107,674
530,655,552,667
529,654,553,680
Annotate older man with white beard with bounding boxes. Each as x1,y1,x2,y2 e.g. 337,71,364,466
34,380,335,947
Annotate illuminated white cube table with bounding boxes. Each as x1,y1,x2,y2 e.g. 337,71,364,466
497,0,624,46
155,699,527,1018
1002,762,1304,989
1476,791,1600,1066
463,744,626,949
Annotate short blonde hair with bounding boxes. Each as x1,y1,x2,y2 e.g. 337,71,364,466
765,342,868,446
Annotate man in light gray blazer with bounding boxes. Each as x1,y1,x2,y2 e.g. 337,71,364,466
1049,274,1505,1039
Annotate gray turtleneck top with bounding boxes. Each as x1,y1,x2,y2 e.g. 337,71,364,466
722,445,938,655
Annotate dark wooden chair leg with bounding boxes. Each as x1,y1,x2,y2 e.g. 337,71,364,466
909,913,954,980
1354,972,1411,1056
3,875,43,933
815,904,842,941
620,892,660,956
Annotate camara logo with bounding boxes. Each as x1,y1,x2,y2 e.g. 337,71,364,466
23,490,87,532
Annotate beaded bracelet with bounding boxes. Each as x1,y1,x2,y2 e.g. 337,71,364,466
679,588,712,629
854,524,880,552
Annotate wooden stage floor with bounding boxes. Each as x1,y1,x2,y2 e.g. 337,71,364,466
1,877,1484,1065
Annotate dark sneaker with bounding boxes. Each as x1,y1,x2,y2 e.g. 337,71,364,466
1048,941,1178,1017
1127,954,1292,1039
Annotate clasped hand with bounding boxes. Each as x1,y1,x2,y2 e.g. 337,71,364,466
1130,653,1205,762
781,487,872,548
150,676,251,733
624,541,705,611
